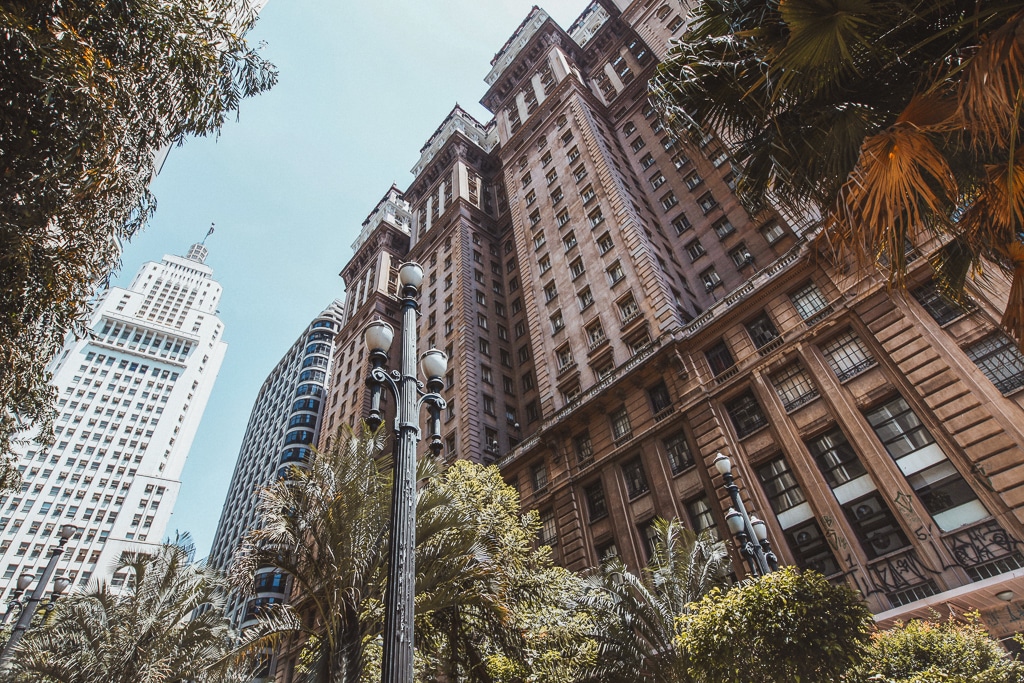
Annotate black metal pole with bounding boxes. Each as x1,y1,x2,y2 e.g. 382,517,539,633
0,533,70,665
722,472,771,576
380,284,420,683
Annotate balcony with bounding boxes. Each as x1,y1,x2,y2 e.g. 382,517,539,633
557,360,578,377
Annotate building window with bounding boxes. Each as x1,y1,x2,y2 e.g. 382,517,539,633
588,207,605,228
551,186,564,204
638,518,659,560
597,232,614,254
684,171,702,190
580,185,596,204
622,457,649,498
640,153,655,169
522,372,534,391
556,345,575,371
630,137,647,152
770,363,819,411
544,281,558,303
660,192,679,210
567,146,580,163
607,261,625,284
577,287,595,310
865,396,987,531
730,243,753,268
585,482,608,521
821,330,876,381
648,382,671,414
610,406,632,442
672,213,691,234
697,192,717,214
650,172,666,190
745,312,779,350
784,519,841,575
863,396,933,460
664,432,692,473
912,281,968,325
478,338,490,356
532,462,549,491
790,282,830,321
539,508,557,546
533,232,546,250
705,340,735,376
575,431,593,463
538,255,552,274
726,391,767,437
964,333,1024,394
570,257,586,279
586,320,606,347
518,346,530,363
550,311,565,334
686,240,706,261
761,221,785,244
483,395,495,415
563,231,578,251
573,165,588,183
556,209,570,227
841,491,909,560
617,295,639,322
686,496,719,541
806,426,867,488
700,268,721,291
757,456,806,513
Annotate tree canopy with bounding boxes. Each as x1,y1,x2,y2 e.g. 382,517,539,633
232,429,595,683
8,536,250,683
676,566,873,683
651,1,1024,341
846,614,1024,683
0,0,277,480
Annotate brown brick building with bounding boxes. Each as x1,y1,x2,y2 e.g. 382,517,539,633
319,0,1024,646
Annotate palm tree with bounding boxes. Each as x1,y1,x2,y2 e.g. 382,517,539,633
231,428,522,683
651,1,1024,341
7,535,244,682
229,428,392,683
580,518,730,683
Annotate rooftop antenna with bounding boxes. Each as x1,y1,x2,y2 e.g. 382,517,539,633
202,222,215,245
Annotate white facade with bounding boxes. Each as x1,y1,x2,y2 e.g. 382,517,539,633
0,245,226,601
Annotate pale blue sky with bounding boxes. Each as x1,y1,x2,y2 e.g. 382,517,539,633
113,0,590,558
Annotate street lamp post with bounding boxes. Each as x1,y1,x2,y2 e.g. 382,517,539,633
0,524,76,665
713,453,778,576
364,261,447,683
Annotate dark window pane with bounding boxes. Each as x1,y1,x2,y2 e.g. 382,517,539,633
841,491,909,560
784,519,840,575
757,457,806,513
726,392,767,438
806,427,866,488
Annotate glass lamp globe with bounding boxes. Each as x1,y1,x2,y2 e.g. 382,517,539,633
725,508,745,535
364,319,395,354
398,262,424,289
420,348,448,382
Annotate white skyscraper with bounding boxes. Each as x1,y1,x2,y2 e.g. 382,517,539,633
0,243,226,600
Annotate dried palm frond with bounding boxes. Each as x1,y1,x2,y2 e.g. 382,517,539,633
828,112,959,285
1002,242,1024,345
960,9,1024,151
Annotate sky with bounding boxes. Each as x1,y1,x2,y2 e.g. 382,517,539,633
112,0,591,558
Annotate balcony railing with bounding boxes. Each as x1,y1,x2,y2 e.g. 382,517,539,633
942,518,1024,581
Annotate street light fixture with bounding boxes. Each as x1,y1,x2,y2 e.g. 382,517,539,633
713,453,778,576
364,261,447,683
0,524,77,665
